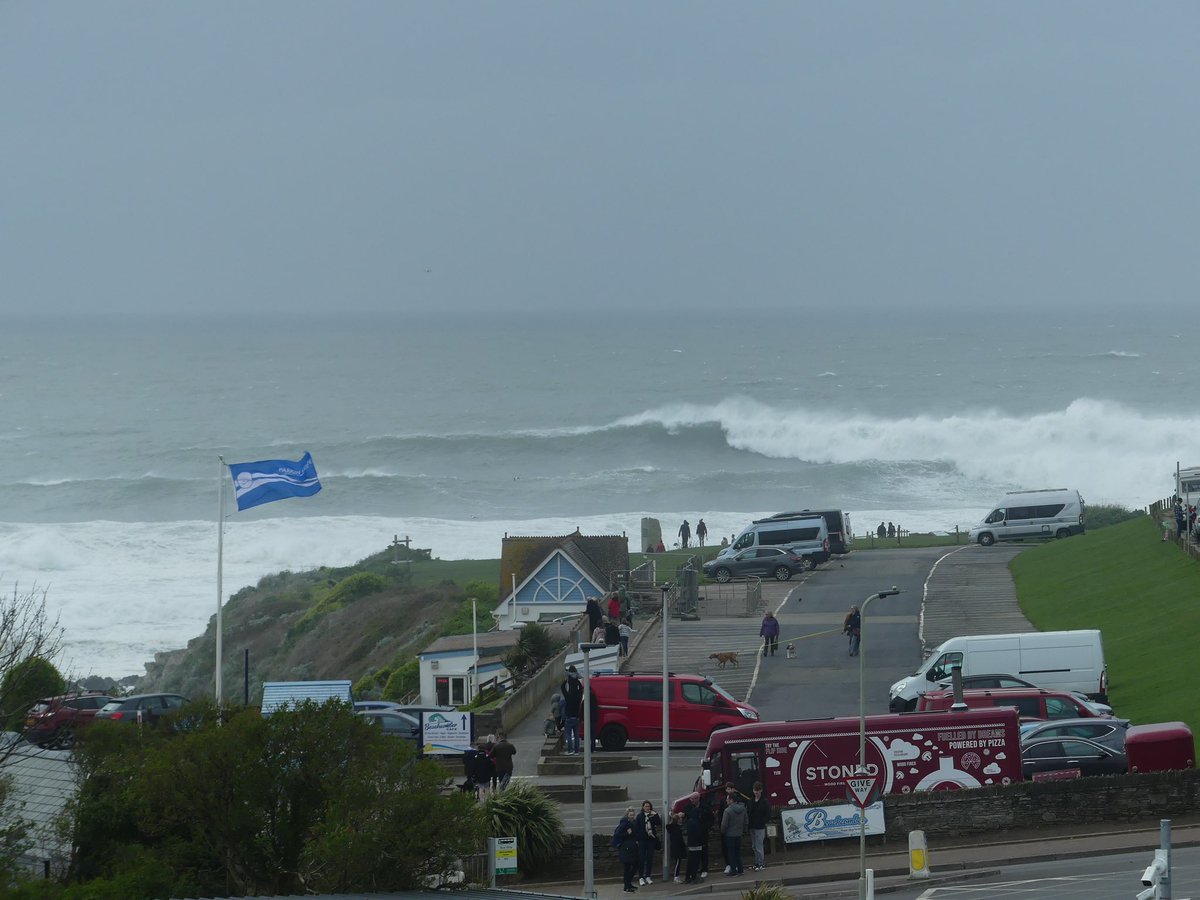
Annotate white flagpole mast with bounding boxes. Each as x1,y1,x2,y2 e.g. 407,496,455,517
216,456,226,705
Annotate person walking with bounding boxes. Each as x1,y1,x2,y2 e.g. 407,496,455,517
666,811,687,882
613,808,641,892
1175,499,1186,539
683,794,707,883
635,800,662,885
679,519,691,549
607,592,622,620
560,665,584,754
618,617,634,658
586,596,603,635
470,740,495,800
696,519,708,546
747,781,771,871
843,605,862,657
491,730,516,790
759,610,780,657
720,785,746,876
604,617,620,648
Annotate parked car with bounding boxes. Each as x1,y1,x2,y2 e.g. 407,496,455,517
1021,737,1127,780
23,692,114,749
353,700,404,712
356,709,420,742
1020,717,1131,754
585,672,758,751
934,674,1113,715
702,547,808,583
917,687,1107,722
94,693,188,727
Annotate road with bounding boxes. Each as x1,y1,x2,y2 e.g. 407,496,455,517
749,547,945,720
877,845,1199,899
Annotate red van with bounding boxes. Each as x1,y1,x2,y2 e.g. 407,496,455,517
684,707,1023,810
586,672,758,751
917,687,1105,721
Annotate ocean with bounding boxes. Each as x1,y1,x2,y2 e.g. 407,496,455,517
0,310,1192,680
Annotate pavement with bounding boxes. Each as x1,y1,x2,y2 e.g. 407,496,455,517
498,545,1194,897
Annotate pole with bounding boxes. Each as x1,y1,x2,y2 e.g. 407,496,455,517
471,599,478,702
1161,818,1172,900
661,583,671,881
243,648,249,707
216,456,226,705
582,645,596,899
858,586,899,900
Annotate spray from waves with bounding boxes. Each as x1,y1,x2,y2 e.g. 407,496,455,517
607,397,1196,506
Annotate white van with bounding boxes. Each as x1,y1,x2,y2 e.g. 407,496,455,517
968,488,1085,546
717,514,830,569
888,629,1107,712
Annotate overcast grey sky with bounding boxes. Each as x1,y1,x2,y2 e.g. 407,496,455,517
2,3,1196,317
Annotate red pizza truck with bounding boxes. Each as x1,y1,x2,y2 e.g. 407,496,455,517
687,707,1023,810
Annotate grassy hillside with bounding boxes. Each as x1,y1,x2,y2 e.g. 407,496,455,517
1011,517,1200,736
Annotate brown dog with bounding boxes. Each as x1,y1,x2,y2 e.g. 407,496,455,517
709,651,739,669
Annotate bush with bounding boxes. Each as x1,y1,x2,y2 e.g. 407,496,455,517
382,659,420,701
1087,504,1144,530
1,656,65,731
483,781,564,875
741,883,790,900
503,623,557,678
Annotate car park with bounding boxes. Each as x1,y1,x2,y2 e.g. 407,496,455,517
95,693,188,727
23,692,114,749
586,672,758,751
702,547,808,582
1019,717,1131,754
1021,737,1127,780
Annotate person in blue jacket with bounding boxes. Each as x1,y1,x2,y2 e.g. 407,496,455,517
613,807,641,892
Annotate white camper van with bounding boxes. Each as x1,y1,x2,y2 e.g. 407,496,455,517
888,629,1107,712
968,488,1085,546
717,514,830,569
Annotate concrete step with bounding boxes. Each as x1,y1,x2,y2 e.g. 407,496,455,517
537,754,642,775
540,783,629,803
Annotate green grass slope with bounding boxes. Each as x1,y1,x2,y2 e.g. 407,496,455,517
1012,517,1200,736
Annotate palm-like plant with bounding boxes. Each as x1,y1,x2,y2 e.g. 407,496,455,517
741,882,791,900
483,780,565,875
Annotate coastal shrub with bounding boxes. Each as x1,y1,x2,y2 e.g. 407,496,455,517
463,580,498,604
1085,503,1144,530
1,656,65,731
741,883,790,900
290,572,390,638
503,623,557,679
383,659,420,701
483,780,564,875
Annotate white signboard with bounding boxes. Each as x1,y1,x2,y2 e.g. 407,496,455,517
421,710,474,755
493,836,518,876
781,801,885,843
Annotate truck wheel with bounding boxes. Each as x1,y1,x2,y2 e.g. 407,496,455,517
599,724,628,752
1055,529,1070,539
714,568,732,583
978,533,995,546
773,566,792,582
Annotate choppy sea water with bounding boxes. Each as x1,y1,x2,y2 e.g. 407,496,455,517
0,310,1193,678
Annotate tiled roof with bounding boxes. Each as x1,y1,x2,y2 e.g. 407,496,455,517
419,630,522,657
498,531,629,603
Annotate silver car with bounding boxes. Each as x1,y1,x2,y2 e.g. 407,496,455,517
702,547,807,583
1019,717,1131,754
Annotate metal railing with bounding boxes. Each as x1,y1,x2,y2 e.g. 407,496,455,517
696,577,764,617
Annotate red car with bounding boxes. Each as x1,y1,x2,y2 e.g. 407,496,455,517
24,692,115,749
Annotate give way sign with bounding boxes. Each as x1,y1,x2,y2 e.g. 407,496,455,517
844,774,879,809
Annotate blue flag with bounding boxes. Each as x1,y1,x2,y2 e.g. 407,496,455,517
228,452,322,511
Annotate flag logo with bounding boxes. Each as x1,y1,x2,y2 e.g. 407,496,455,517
228,452,322,511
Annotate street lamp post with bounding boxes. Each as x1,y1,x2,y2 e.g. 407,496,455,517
857,586,900,900
660,583,671,882
580,641,606,900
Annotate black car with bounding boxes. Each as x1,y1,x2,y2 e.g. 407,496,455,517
702,547,807,583
1020,737,1127,779
356,709,421,742
95,693,188,727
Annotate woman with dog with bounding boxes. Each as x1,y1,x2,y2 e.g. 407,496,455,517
759,610,780,657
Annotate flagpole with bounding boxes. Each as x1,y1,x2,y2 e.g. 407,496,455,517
216,455,226,705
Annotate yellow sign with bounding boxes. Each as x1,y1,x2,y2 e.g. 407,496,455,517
494,836,518,875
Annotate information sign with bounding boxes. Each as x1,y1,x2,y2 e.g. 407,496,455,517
494,836,518,876
421,711,474,755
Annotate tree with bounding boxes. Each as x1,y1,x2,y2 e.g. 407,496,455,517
1,656,65,732
0,583,65,750
68,700,486,896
